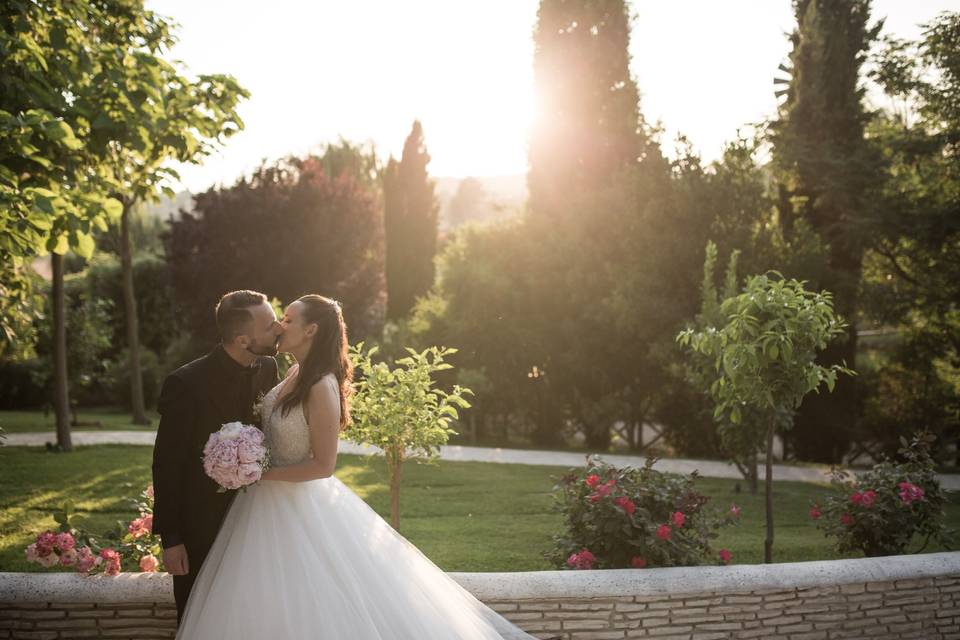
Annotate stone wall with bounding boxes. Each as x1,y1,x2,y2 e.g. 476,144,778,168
2,552,959,639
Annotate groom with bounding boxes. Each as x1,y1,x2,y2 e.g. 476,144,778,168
151,290,282,623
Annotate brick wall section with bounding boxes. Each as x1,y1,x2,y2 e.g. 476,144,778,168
0,602,178,639
2,575,959,640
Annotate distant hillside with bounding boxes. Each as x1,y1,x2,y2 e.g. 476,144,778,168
142,190,194,221
139,175,527,230
435,174,527,230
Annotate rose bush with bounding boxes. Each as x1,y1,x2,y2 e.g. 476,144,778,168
810,432,953,557
546,455,740,569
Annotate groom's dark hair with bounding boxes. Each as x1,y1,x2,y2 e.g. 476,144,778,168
215,290,268,342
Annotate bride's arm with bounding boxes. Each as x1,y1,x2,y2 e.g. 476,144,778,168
260,377,340,483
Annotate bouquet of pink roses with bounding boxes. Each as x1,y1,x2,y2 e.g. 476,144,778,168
203,422,270,492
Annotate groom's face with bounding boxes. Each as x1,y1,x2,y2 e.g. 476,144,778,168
239,301,281,357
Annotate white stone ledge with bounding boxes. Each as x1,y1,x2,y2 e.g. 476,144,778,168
2,552,958,604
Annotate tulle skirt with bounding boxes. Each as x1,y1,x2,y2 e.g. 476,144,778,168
176,476,539,639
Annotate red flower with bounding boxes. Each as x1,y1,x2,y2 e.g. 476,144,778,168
566,549,596,570
840,513,855,527
593,483,613,500
850,492,863,505
585,474,601,488
809,505,822,520
898,482,925,505
631,556,647,569
671,511,686,528
719,549,732,565
729,503,741,518
656,524,672,541
614,496,636,516
860,490,877,508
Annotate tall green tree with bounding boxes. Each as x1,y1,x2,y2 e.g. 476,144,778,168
528,0,642,217
81,19,246,425
857,12,960,459
166,146,386,345
678,274,853,562
2,1,160,448
383,121,439,320
770,0,883,462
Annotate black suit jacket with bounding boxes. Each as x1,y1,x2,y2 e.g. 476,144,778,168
151,345,279,551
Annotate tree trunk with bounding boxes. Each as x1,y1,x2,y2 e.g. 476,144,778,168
51,253,72,452
764,422,775,563
388,446,402,531
121,200,149,425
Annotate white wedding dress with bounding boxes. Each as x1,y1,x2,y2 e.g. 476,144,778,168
176,375,539,639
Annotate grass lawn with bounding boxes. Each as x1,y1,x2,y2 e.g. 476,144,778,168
0,408,160,433
1,444,957,573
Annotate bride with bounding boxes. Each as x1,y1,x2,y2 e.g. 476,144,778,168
176,294,543,639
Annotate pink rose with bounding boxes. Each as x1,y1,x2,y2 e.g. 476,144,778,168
128,517,150,539
139,554,159,572
898,482,925,505
719,549,732,565
840,513,855,527
672,511,686,528
37,552,60,567
729,503,741,518
59,548,78,567
36,531,57,555
860,490,876,508
99,548,121,576
631,556,647,569
656,524,672,541
614,496,636,516
55,532,75,551
75,547,99,574
585,474,601,488
237,440,266,464
850,492,863,505
24,544,39,563
238,462,262,486
809,505,822,520
566,549,595,570
203,432,221,457
241,425,265,445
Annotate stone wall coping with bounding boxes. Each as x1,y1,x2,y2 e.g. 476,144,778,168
1,552,958,603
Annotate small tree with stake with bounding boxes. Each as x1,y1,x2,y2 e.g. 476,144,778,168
677,272,854,562
347,344,472,531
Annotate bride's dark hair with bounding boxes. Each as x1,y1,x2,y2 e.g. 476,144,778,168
278,294,353,430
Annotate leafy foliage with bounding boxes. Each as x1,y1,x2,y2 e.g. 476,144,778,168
811,432,953,556
546,456,740,569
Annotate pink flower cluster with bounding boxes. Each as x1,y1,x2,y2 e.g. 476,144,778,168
898,482,925,505
128,514,153,539
203,422,269,490
586,477,617,503
850,490,877,507
25,531,104,574
566,549,596,570
99,548,122,576
719,548,733,565
653,511,687,542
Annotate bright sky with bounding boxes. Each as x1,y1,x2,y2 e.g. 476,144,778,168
147,0,955,193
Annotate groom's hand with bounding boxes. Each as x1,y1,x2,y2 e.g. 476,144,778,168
163,544,190,575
